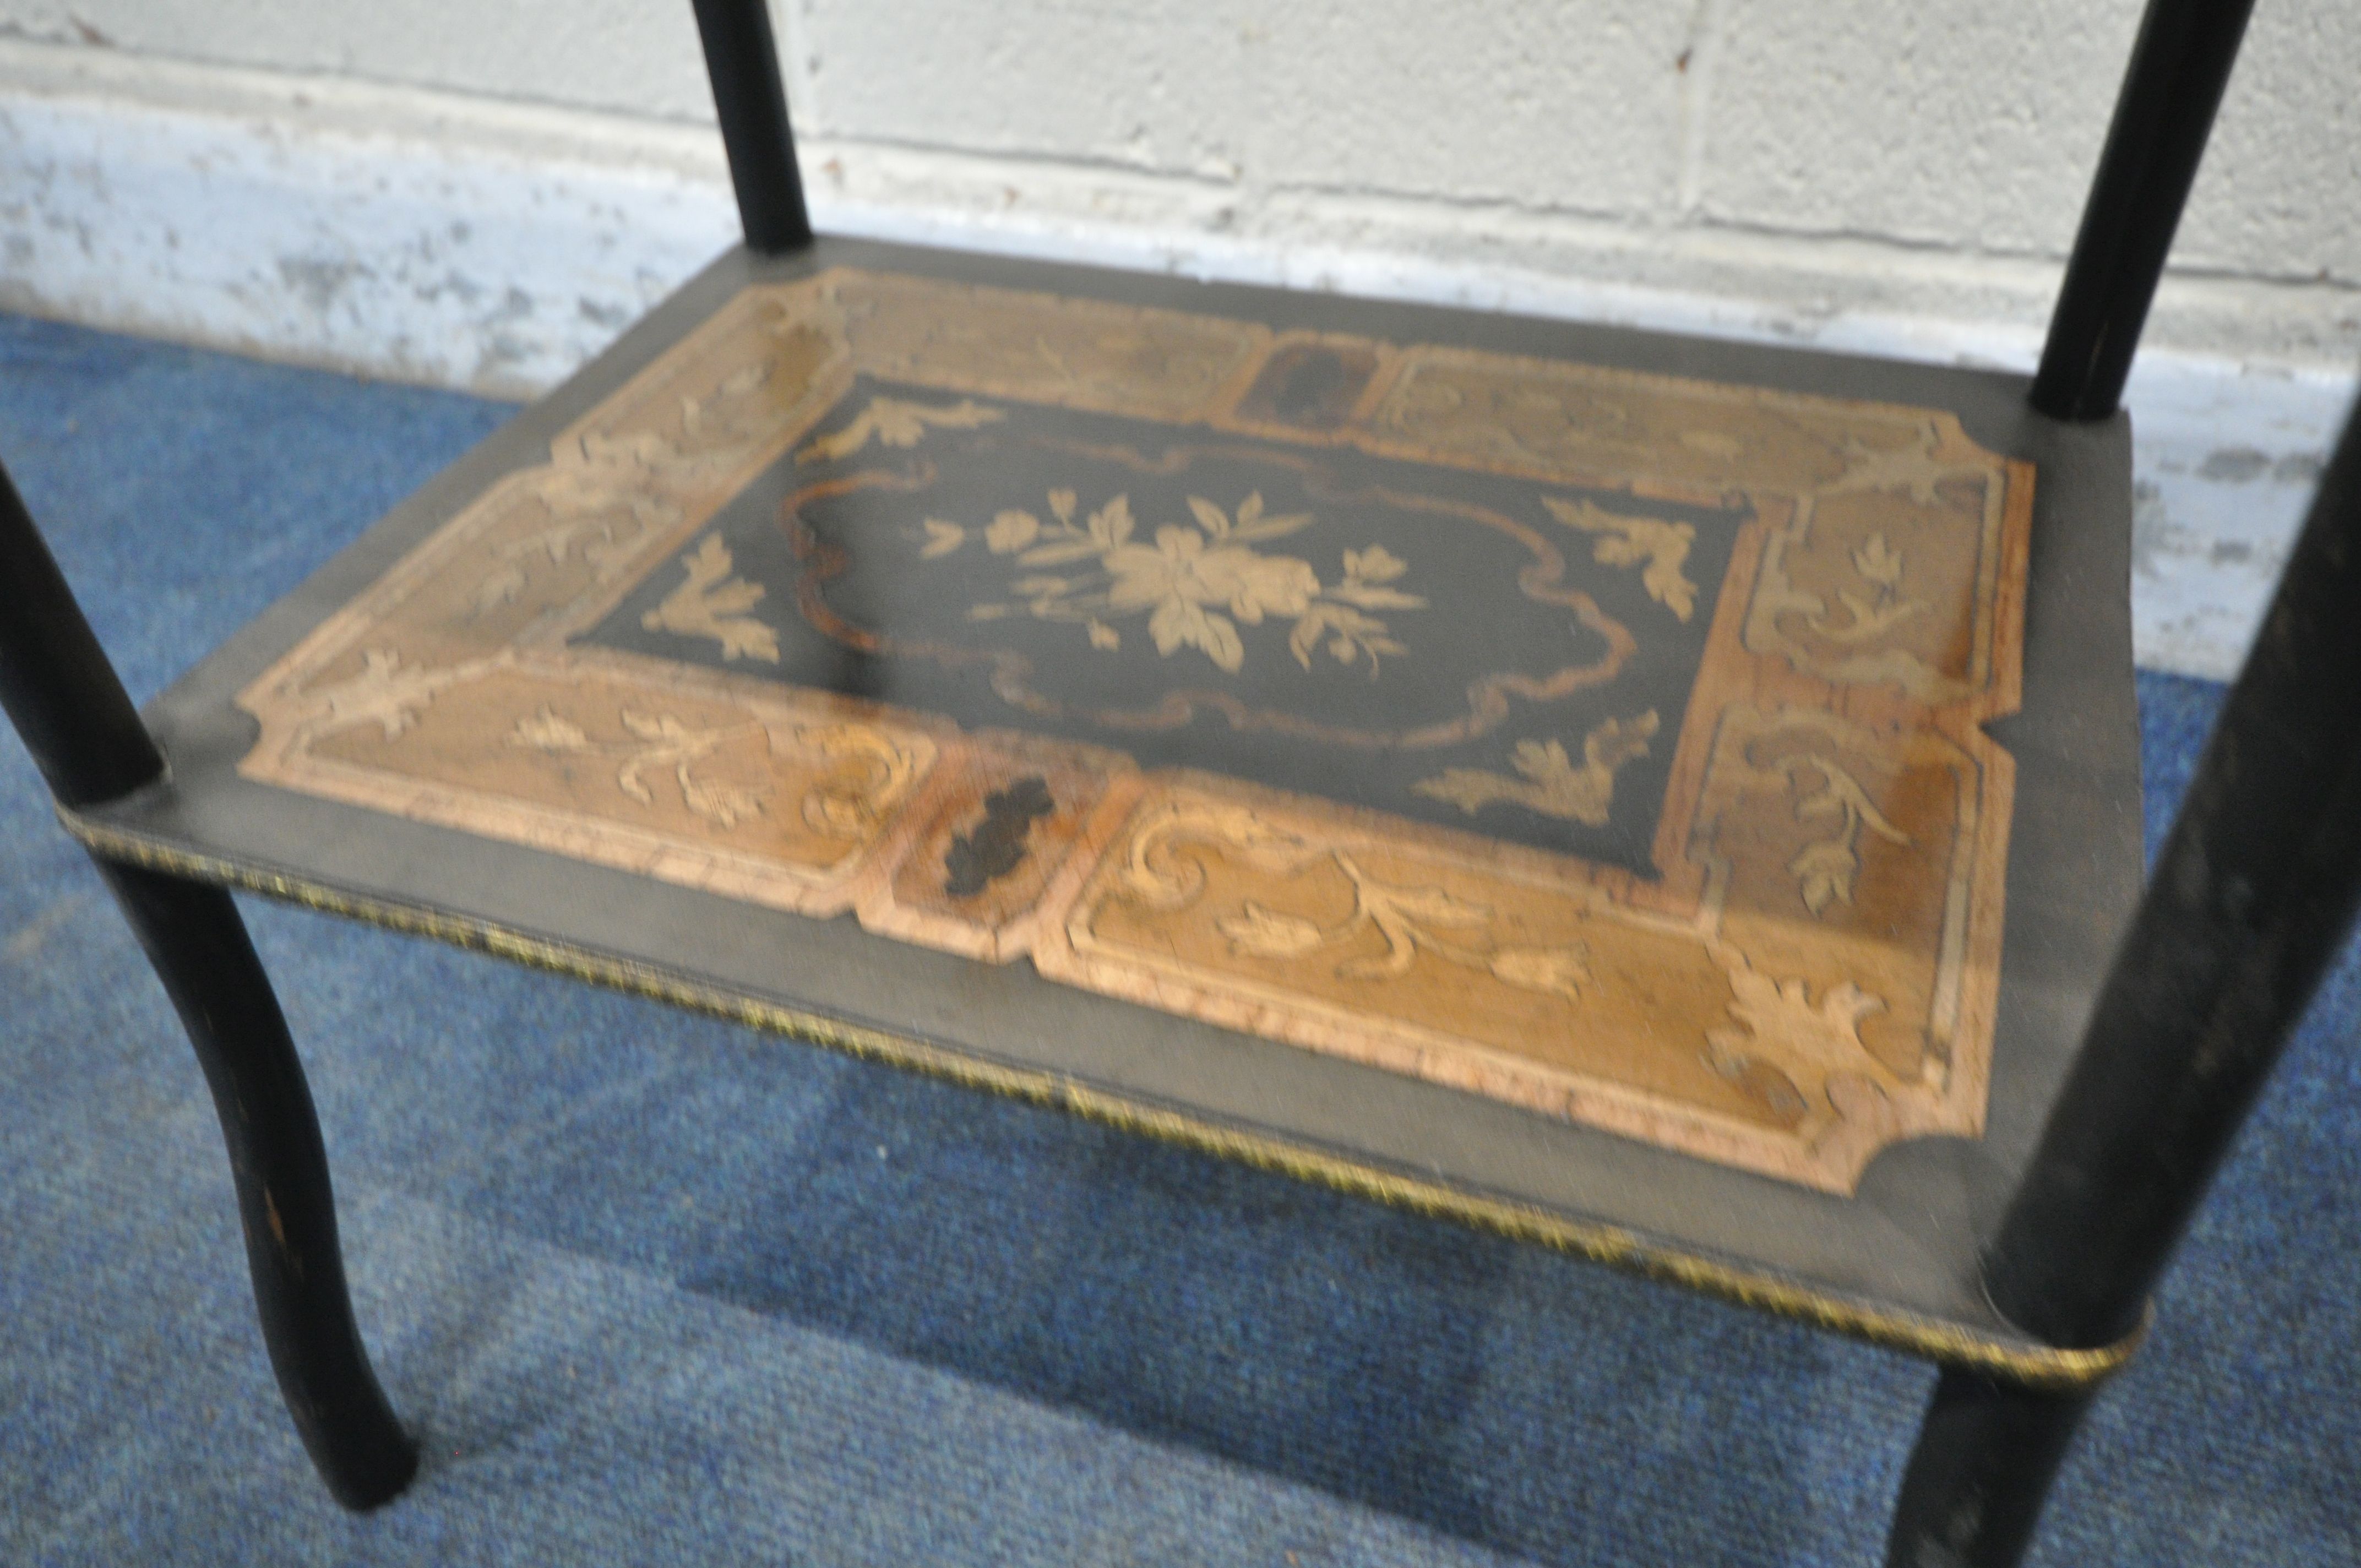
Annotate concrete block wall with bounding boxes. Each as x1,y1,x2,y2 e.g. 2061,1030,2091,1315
1,2,2355,674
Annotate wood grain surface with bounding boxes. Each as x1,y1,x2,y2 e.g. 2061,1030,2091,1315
232,266,2031,1192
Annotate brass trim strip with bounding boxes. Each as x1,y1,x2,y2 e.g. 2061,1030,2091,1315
61,808,2144,1390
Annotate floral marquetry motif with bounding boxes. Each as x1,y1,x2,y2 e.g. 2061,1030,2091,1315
233,265,2030,1193
930,484,1427,677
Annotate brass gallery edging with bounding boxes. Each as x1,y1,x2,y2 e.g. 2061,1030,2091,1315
59,808,2142,1391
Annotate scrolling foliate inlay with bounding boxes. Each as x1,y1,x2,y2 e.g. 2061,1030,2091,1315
1415,711,1662,827
924,484,1427,677
235,264,2030,1192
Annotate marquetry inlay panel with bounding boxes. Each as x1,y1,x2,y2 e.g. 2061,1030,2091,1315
237,267,2030,1192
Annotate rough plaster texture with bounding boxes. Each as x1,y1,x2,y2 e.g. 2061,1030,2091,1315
0,0,716,119
1703,0,2355,276
3,0,2354,345
0,48,732,392
0,5,2355,677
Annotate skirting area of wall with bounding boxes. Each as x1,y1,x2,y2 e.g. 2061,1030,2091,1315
1,40,2349,680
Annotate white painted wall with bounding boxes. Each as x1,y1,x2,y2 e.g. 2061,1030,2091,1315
1,4,2356,675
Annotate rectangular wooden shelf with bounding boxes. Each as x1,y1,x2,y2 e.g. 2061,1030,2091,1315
69,236,2144,1373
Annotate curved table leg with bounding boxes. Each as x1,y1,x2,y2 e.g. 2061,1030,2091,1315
1883,1368,2093,1568
96,859,417,1510
3,455,413,1507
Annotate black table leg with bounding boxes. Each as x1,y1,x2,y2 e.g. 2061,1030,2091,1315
1899,364,2361,1560
2031,0,2256,422
2,458,415,1508
1884,1370,2094,1568
94,860,418,1509
690,0,813,253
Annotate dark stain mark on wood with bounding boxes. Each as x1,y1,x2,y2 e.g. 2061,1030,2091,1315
1236,342,1380,431
944,776,1056,897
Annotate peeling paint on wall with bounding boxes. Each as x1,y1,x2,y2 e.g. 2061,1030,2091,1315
2119,363,2351,679
0,43,738,395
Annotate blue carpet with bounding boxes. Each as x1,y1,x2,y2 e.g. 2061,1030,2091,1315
1,313,2355,1565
